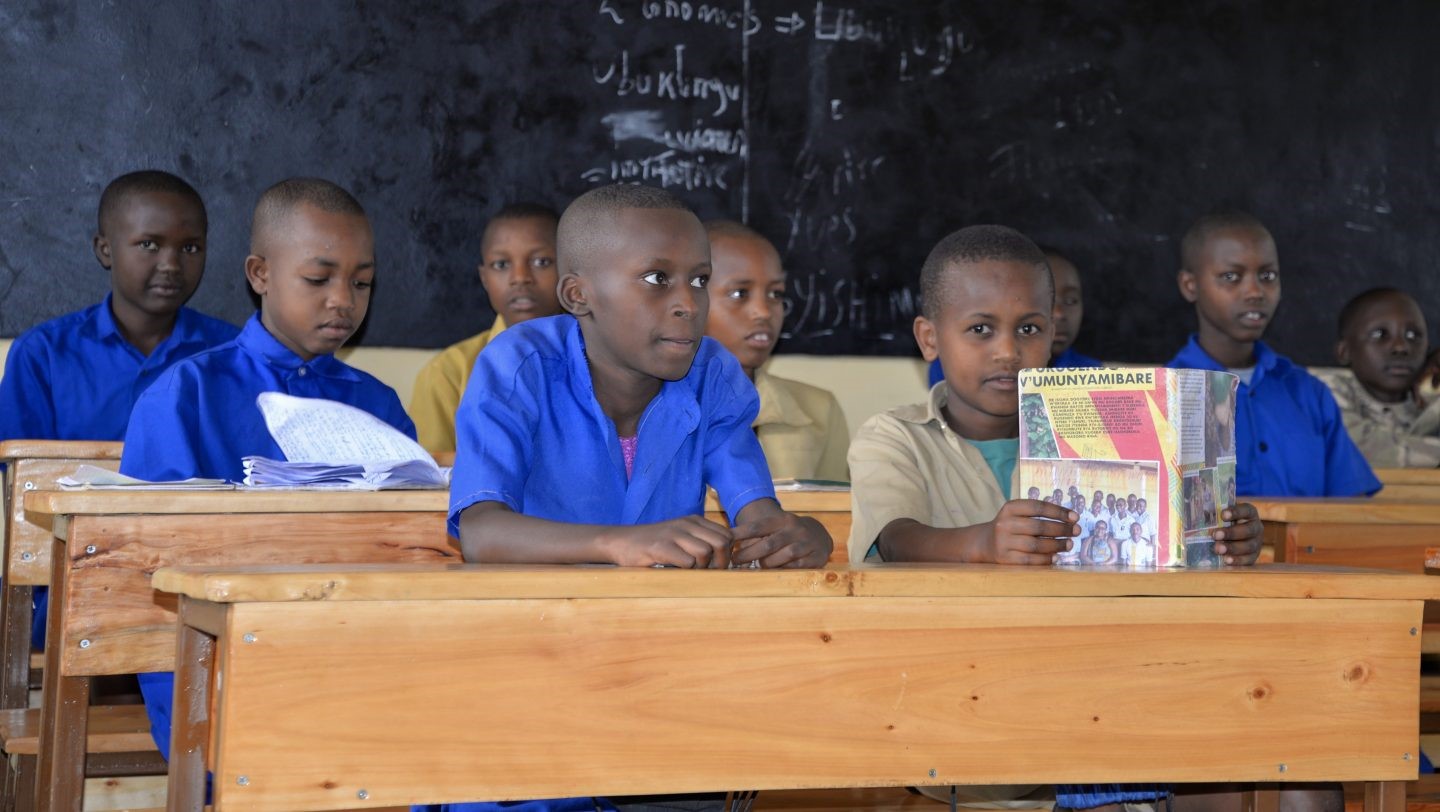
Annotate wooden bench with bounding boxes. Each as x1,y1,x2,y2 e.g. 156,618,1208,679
154,561,1435,812
22,489,457,812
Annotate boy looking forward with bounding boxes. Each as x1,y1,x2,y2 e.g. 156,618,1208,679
1168,211,1378,497
451,184,831,570
410,203,563,452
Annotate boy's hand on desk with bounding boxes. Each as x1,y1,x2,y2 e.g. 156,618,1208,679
984,500,1079,565
1213,502,1262,565
732,512,832,568
607,516,733,569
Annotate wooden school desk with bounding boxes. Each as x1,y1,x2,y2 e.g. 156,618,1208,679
1374,469,1440,502
1250,498,1440,573
0,440,122,709
151,562,1437,812
21,489,456,812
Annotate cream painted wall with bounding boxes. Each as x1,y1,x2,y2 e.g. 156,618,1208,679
0,337,934,437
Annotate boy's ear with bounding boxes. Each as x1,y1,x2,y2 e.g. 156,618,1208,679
244,255,269,296
557,272,590,317
913,315,940,362
1335,339,1351,367
92,233,112,269
1177,268,1198,303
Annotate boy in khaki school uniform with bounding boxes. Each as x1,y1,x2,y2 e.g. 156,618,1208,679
848,224,1274,812
703,220,849,481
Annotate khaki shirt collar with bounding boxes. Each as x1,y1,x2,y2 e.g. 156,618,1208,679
753,367,815,430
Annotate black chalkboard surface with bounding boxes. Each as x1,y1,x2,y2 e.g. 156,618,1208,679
2,1,1437,364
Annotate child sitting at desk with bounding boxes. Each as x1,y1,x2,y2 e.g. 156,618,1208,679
849,224,1266,810
120,177,414,759
927,245,1101,386
445,185,831,810
0,169,238,648
1327,287,1440,467
410,203,563,453
1168,210,1378,497
702,220,849,481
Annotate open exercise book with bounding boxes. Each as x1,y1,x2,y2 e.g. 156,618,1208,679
241,392,448,489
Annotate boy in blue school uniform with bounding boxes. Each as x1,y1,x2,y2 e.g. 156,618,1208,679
442,184,831,812
0,170,238,647
928,246,1099,386
120,177,413,758
1168,211,1379,498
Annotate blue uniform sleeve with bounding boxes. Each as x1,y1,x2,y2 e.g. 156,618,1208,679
447,353,541,537
0,332,58,443
377,388,417,441
702,353,776,521
1313,378,1382,496
119,373,206,482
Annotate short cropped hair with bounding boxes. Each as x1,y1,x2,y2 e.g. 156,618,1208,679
1337,286,1412,338
97,170,205,234
251,177,366,253
492,202,559,224
557,184,692,276
919,225,1050,320
704,219,767,242
1180,210,1270,273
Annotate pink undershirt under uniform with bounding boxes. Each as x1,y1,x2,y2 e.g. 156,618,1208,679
619,435,638,480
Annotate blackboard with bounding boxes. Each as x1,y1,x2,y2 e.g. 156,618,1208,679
2,0,1438,365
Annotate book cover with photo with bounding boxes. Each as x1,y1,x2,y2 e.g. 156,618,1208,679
1017,367,1238,568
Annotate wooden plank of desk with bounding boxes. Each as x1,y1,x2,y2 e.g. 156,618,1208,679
0,441,122,463
1249,498,1440,525
203,594,1420,810
9,460,125,585
24,488,449,527
57,512,456,677
151,562,1440,603
1376,469,1440,487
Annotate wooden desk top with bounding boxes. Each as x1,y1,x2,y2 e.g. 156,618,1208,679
706,488,849,512
152,561,1440,604
0,440,122,462
24,487,849,528
1376,468,1440,486
1249,496,1440,524
23,488,449,529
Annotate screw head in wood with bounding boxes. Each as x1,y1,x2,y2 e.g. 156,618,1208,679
78,639,91,649
358,789,369,800
928,769,937,778
243,633,256,643
237,775,249,786
85,545,96,554
1278,764,1287,773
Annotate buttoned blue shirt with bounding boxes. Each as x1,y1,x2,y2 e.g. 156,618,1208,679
0,295,238,444
449,315,775,538
1169,335,1380,497
928,347,1103,387
119,313,414,483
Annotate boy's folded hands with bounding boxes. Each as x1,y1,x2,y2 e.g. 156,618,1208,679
732,511,832,569
608,515,734,569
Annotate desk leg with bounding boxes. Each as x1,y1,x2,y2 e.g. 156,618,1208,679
0,584,34,709
1242,784,1278,812
1364,781,1404,812
166,610,213,812
36,539,87,812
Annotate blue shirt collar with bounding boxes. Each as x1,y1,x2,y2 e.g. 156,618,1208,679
563,318,701,436
89,293,124,342
1172,334,1281,384
235,313,361,381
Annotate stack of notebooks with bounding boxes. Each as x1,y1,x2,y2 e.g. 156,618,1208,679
241,393,448,489
59,393,448,491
